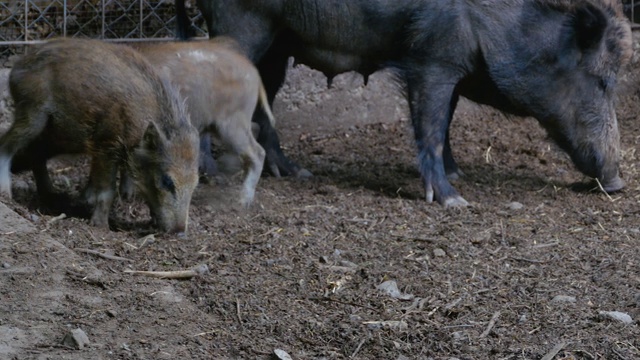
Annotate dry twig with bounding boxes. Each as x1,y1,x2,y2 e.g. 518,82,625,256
124,264,209,279
541,342,567,360
480,311,501,338
350,337,367,359
75,248,133,262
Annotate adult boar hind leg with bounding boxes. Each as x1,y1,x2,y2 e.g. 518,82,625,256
254,41,312,179
443,94,464,180
85,155,118,228
407,70,468,207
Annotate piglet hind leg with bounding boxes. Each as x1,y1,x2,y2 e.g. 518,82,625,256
218,121,266,208
0,107,49,198
407,72,468,208
0,151,12,198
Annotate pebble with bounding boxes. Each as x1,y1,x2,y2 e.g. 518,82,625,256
61,328,90,349
433,248,446,257
272,349,293,360
599,311,633,324
2,263,10,269
507,201,524,210
377,280,414,300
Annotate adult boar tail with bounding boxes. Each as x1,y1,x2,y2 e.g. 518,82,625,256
258,82,276,127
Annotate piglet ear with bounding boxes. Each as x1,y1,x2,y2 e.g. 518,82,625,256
141,122,161,152
573,3,608,51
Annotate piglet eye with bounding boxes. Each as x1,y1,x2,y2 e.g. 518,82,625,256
161,174,176,194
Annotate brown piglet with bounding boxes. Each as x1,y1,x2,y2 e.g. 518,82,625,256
0,38,200,235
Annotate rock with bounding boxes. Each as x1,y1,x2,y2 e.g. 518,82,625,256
433,248,446,257
272,349,293,360
551,295,577,303
1,263,9,269
61,328,90,349
507,201,524,210
377,280,414,300
599,311,633,324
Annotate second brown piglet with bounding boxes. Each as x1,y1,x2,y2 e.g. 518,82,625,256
134,37,274,207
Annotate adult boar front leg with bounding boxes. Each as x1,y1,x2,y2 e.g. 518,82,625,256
407,70,467,207
255,43,311,178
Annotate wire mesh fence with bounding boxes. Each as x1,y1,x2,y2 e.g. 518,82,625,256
0,0,207,57
1,0,639,58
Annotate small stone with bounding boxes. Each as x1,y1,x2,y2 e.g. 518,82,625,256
599,311,633,324
29,214,40,222
377,280,414,300
272,349,293,360
2,263,10,269
106,309,117,318
551,295,577,303
471,231,491,244
507,202,524,210
433,248,446,257
518,314,527,323
61,328,90,349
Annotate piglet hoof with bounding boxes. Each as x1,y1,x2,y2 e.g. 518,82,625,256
239,197,254,209
89,216,109,229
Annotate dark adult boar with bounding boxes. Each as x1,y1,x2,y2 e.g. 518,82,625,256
133,37,274,206
177,0,631,207
0,38,200,234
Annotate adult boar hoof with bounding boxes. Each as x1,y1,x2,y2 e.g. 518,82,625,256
446,168,464,181
443,196,469,208
296,168,313,178
601,176,625,193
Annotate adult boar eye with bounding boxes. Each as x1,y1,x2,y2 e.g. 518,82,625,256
160,174,176,194
598,78,609,92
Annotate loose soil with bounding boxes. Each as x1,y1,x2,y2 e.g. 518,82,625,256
0,36,639,359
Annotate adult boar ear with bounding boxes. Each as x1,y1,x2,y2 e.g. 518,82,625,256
572,3,608,52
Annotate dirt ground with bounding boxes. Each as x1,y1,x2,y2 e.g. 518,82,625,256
1,35,639,360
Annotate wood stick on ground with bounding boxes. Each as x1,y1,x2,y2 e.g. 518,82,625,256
75,248,133,262
124,264,209,279
541,342,567,360
236,298,242,324
46,213,67,225
350,337,367,359
480,311,501,338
